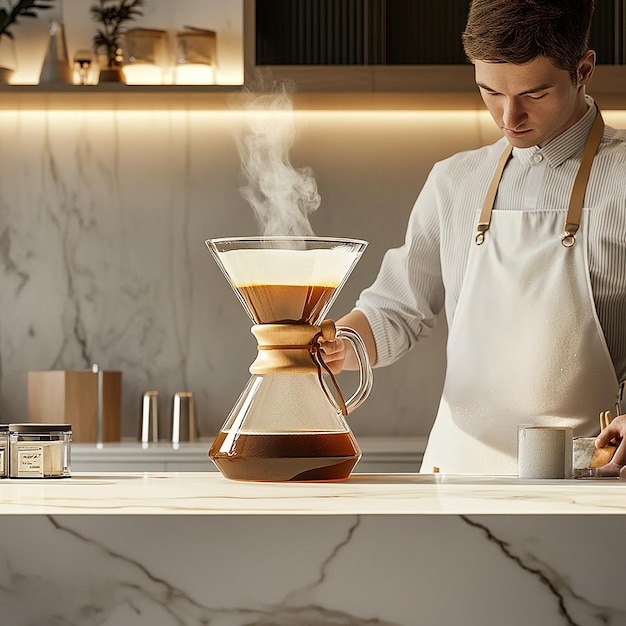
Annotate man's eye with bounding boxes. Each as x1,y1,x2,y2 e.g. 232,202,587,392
528,93,548,100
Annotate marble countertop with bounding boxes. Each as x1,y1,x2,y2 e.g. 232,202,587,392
1,472,625,515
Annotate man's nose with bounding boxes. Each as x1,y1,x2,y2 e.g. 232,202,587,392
503,99,528,129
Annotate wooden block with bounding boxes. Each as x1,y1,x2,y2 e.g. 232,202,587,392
28,371,122,443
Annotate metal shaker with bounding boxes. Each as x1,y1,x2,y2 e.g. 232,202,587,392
139,391,159,444
171,391,197,443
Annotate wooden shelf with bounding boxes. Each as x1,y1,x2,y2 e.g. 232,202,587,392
0,66,624,111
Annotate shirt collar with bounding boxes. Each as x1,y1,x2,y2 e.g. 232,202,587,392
512,95,597,168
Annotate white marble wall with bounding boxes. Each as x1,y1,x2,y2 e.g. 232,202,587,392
1,107,623,440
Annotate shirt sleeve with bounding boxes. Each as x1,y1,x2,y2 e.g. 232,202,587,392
355,166,445,367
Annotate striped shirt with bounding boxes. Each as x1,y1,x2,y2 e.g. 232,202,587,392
356,97,626,385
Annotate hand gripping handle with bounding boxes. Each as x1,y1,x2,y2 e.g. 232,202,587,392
335,326,373,414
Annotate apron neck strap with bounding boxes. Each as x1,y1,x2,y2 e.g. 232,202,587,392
475,105,605,247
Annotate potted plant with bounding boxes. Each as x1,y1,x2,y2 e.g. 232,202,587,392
90,0,144,83
0,0,54,83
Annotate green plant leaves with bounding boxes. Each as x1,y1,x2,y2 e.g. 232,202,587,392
89,0,144,66
0,0,55,40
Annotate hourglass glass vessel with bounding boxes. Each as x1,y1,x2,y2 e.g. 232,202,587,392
206,236,373,482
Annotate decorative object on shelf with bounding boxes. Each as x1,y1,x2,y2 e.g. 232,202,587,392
175,26,216,85
89,0,144,83
122,27,167,85
0,32,15,82
0,0,54,84
73,47,94,84
39,19,71,83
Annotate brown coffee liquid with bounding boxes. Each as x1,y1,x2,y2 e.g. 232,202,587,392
209,431,361,482
236,284,337,324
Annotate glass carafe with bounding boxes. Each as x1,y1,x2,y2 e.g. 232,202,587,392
206,236,373,481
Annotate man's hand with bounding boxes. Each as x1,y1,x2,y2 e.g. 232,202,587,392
317,335,348,375
317,310,377,374
595,413,626,478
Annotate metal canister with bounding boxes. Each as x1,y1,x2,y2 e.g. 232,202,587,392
171,391,197,443
139,391,159,444
0,424,8,478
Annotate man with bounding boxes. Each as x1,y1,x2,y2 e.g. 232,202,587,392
322,0,626,474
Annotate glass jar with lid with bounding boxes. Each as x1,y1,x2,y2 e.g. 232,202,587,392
0,424,8,478
9,423,71,478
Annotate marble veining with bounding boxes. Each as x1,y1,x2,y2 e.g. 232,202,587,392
0,510,624,625
0,108,477,442
461,516,609,626
1,473,626,625
1,472,626,515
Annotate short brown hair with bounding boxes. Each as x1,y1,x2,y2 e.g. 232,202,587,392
462,0,595,80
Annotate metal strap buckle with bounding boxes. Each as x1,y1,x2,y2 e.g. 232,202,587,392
475,223,489,246
561,223,579,248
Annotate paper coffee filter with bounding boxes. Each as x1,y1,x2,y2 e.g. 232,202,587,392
218,247,359,287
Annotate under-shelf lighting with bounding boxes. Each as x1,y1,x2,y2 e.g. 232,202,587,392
1,108,625,132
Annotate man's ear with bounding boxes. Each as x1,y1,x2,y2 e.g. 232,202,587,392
577,50,596,86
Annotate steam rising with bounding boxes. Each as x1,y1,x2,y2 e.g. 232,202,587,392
237,87,320,236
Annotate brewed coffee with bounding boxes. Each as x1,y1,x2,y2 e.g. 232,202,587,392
209,431,361,481
214,245,360,325
237,284,337,324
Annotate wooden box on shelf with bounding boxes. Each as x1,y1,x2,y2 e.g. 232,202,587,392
27,370,122,443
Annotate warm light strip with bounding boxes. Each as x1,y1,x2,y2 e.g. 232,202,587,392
0,109,491,120
1,109,625,125
0,110,494,138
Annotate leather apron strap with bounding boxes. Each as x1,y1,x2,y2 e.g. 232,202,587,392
475,105,605,247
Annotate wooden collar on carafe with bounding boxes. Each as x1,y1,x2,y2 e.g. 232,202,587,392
475,105,605,248
250,320,348,416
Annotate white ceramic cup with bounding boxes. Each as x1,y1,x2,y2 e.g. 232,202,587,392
518,426,573,479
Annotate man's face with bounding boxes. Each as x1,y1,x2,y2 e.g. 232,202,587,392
474,54,594,148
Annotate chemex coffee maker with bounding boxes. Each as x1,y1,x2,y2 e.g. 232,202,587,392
205,236,373,482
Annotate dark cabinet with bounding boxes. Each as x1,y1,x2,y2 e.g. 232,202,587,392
254,0,626,67
592,0,626,64
1,0,625,110
255,0,468,66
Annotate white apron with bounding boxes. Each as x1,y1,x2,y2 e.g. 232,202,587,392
421,108,620,475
